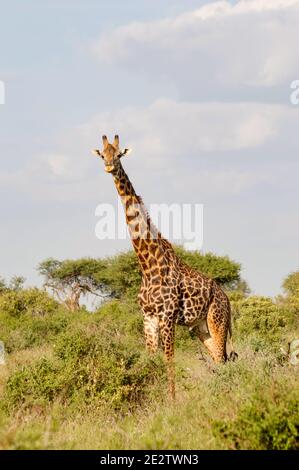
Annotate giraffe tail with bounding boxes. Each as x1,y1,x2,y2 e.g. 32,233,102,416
228,312,238,362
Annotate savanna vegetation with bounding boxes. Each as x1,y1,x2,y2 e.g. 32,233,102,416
0,250,298,450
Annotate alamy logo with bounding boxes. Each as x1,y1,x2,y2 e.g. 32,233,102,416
0,80,5,104
0,341,5,365
95,200,204,250
290,80,299,105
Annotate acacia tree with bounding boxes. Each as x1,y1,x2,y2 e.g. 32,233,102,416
281,270,299,312
0,277,6,294
9,276,26,292
95,247,246,301
174,247,243,290
37,249,246,310
283,271,299,297
37,258,108,312
0,276,25,294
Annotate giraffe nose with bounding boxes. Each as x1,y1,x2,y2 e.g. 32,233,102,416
105,165,115,173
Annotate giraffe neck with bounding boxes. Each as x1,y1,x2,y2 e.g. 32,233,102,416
112,163,174,275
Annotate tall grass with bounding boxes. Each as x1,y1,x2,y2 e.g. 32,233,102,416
0,291,298,449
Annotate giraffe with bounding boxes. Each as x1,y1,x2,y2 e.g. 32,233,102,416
93,135,237,399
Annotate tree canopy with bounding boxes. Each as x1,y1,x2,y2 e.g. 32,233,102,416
174,247,242,290
37,258,108,311
37,248,245,309
92,247,244,300
0,276,25,294
283,271,299,297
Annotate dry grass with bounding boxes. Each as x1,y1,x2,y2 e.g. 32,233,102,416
0,294,298,450
0,343,298,450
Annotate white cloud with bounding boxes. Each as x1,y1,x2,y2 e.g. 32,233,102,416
92,0,299,91
81,99,283,168
46,154,74,178
181,168,275,195
1,98,293,201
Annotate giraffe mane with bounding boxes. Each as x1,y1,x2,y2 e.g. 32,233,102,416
136,195,173,251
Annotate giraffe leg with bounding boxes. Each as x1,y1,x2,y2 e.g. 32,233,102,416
159,319,175,400
143,315,159,353
193,327,215,364
206,302,228,363
194,304,229,364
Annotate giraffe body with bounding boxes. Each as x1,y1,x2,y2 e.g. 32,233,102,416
138,250,231,374
93,135,236,399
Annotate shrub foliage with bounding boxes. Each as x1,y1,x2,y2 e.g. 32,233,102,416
0,260,298,449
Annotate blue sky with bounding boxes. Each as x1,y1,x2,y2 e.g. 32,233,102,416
1,0,299,297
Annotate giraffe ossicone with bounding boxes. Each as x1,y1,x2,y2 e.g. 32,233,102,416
93,134,237,400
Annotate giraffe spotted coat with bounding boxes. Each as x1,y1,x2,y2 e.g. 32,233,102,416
93,135,236,399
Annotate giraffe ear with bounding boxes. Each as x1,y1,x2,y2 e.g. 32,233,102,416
92,149,104,159
120,148,132,157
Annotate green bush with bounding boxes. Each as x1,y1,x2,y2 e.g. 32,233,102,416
213,385,299,450
5,358,61,407
1,263,298,450
54,330,95,362
95,300,143,338
0,308,71,353
4,331,166,412
3,303,165,412
233,296,293,344
0,295,143,355
0,288,58,318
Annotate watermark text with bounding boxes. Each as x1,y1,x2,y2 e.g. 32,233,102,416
290,80,299,105
95,200,203,250
0,80,5,104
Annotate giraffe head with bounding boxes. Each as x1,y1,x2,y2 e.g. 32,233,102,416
93,135,131,173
